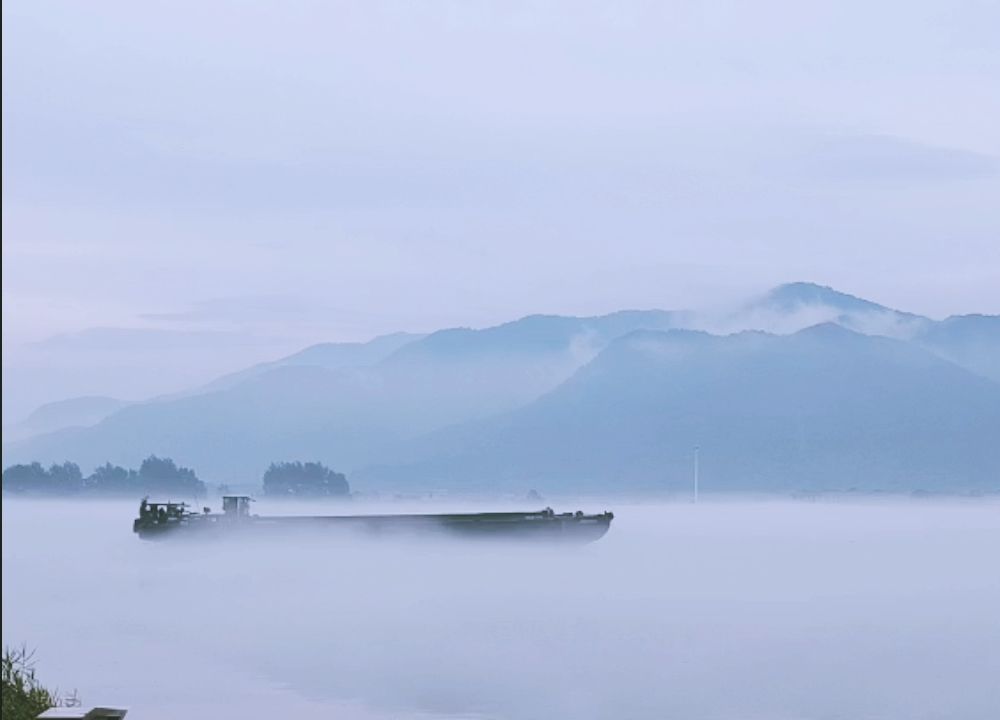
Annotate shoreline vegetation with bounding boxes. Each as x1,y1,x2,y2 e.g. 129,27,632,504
1,646,65,720
1,458,351,499
1,457,996,502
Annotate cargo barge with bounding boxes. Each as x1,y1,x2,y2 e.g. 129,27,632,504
133,496,613,543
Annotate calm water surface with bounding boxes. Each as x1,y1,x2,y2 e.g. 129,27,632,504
3,498,999,719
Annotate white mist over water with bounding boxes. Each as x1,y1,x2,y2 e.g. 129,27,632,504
3,498,999,719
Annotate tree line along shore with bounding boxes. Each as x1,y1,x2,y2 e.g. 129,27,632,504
1,457,349,498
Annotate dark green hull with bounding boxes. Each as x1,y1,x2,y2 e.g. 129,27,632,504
133,507,614,544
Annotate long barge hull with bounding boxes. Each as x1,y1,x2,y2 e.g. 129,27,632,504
134,504,614,544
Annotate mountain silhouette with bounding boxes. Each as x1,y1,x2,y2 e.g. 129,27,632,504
5,285,997,493
360,324,1000,493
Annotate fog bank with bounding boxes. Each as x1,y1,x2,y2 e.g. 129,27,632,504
3,499,999,719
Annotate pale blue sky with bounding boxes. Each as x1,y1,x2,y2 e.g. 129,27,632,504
3,0,999,420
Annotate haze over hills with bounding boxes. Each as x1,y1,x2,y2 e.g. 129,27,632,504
191,332,426,393
912,314,1000,383
2,396,130,444
363,324,1000,492
1,310,686,479
720,281,930,337
757,282,918,318
3,283,998,493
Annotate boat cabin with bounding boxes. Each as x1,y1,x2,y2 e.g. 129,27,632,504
222,495,253,519
138,498,190,524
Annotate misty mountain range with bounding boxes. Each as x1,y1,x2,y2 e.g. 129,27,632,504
4,283,999,493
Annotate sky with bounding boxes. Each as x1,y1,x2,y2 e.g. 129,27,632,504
3,0,1000,421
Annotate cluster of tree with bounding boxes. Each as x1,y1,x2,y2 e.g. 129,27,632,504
1,456,206,497
262,461,350,497
2,647,60,720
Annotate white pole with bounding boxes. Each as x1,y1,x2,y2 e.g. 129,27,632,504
694,445,700,504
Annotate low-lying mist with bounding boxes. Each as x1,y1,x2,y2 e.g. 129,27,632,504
3,498,998,719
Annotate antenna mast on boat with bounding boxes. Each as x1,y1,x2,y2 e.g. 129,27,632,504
693,445,700,504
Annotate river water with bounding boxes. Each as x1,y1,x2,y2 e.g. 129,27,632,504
3,498,999,719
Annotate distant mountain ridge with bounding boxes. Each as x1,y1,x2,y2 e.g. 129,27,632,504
360,323,1000,492
2,308,691,479
4,283,998,493
729,282,929,338
198,332,425,392
912,314,1000,383
3,396,130,444
759,282,915,316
